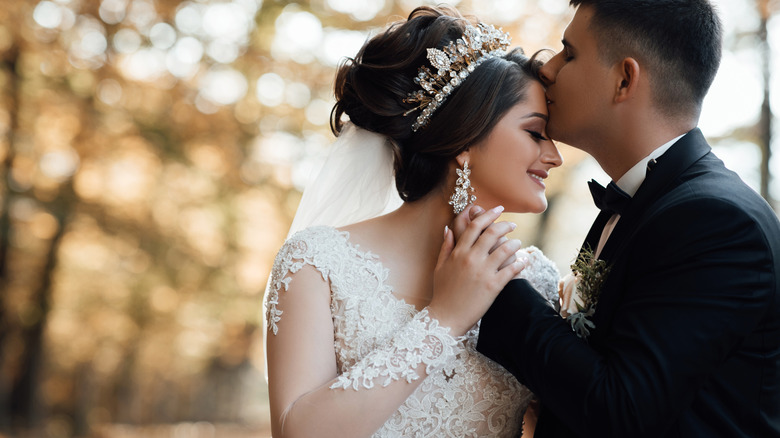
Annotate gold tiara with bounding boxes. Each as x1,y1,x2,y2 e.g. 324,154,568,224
403,23,511,132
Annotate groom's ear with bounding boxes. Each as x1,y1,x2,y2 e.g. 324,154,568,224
614,57,641,103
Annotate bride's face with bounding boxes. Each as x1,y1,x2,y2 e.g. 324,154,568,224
465,81,562,214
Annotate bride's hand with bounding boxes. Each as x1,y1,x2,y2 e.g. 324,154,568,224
428,205,527,336
452,205,518,270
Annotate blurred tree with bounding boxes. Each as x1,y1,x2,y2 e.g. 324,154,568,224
0,0,284,435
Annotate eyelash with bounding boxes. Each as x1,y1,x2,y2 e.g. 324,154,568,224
526,130,549,142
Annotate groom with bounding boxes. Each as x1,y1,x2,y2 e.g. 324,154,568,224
457,1,780,437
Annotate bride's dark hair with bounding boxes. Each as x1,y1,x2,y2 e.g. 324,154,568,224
332,6,541,202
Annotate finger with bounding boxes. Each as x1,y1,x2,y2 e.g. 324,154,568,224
487,238,524,268
472,221,517,255
496,257,529,285
497,251,517,270
451,206,473,241
489,236,508,254
452,205,487,240
435,226,455,269
458,205,505,248
468,205,486,221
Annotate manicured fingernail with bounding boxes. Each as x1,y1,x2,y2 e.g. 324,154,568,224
491,205,504,214
509,222,517,231
444,225,449,238
473,206,485,214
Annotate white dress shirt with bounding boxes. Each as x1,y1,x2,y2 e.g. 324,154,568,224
594,134,685,257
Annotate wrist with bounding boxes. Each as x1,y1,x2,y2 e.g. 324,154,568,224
425,305,467,337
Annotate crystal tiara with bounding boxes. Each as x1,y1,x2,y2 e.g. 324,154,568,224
403,23,511,132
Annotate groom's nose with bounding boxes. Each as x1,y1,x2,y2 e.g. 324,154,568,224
538,54,562,86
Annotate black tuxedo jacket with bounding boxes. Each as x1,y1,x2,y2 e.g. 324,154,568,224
477,129,780,437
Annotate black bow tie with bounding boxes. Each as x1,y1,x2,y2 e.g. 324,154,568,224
588,179,631,215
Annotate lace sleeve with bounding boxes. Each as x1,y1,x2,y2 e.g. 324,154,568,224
518,246,561,308
330,308,458,390
266,228,334,335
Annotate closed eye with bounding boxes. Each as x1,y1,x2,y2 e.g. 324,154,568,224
526,130,549,142
561,40,574,62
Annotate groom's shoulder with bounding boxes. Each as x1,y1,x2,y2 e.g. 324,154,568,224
672,150,758,203
663,151,780,238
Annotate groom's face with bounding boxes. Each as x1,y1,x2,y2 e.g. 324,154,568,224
538,6,615,150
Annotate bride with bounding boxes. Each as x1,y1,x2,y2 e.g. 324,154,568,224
265,6,562,437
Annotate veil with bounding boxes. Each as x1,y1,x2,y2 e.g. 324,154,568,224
263,122,403,378
285,122,403,237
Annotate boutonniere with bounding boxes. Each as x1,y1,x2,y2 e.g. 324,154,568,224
558,247,611,338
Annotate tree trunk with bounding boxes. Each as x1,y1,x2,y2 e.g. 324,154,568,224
8,185,72,433
0,42,19,434
758,0,774,205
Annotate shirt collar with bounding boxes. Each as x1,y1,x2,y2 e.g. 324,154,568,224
615,134,684,197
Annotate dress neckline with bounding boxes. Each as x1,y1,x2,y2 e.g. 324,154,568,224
329,226,427,314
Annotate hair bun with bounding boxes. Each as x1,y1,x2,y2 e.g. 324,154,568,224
331,7,469,141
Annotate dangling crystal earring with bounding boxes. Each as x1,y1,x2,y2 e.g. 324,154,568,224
449,161,476,214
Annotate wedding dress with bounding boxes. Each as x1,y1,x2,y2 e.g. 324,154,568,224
266,225,560,437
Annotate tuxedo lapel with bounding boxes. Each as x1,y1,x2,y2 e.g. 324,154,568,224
598,129,711,261
581,210,612,253
589,129,712,335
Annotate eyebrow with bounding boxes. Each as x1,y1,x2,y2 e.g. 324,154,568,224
523,112,549,122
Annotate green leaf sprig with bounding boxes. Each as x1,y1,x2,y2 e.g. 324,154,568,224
566,246,612,338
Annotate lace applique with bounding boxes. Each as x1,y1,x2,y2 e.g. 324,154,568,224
266,228,346,335
518,246,560,307
330,308,457,390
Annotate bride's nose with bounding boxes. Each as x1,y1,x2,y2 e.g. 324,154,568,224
541,141,563,168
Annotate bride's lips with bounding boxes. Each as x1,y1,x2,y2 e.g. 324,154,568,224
527,169,548,188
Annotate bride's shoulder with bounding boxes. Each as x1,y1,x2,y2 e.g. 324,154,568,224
271,226,350,285
275,226,351,261
284,225,347,246
517,246,560,305
287,225,343,241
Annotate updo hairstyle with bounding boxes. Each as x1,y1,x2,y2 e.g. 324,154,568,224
331,6,542,202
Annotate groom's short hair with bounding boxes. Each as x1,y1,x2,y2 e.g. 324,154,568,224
570,0,722,119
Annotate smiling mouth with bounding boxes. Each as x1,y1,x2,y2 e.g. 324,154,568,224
528,173,545,185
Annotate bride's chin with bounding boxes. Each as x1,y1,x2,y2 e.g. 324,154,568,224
506,202,547,215
528,200,548,214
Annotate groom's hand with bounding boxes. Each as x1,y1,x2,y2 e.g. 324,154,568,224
451,205,517,270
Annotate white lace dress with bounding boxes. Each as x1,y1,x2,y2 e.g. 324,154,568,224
266,226,560,438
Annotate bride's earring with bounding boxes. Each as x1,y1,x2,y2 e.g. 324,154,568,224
449,161,476,214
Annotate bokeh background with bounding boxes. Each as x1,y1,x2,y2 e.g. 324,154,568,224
0,0,777,437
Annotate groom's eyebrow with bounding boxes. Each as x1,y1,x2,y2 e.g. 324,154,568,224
524,112,549,121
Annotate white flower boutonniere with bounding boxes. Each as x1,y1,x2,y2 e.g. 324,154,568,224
557,247,611,338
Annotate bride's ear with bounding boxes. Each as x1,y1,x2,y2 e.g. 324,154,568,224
455,150,471,168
